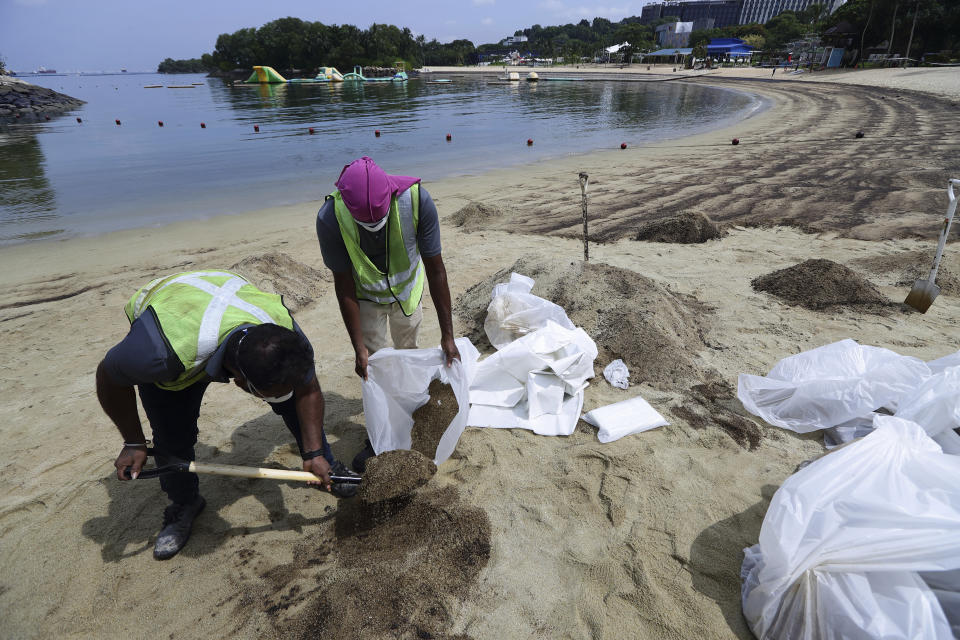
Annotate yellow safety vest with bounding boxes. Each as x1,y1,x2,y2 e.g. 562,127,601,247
331,184,425,316
124,270,294,390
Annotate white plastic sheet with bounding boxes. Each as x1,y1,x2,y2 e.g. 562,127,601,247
581,395,668,443
468,320,597,436
362,337,479,465
741,417,960,640
602,359,630,389
484,272,575,349
737,339,930,433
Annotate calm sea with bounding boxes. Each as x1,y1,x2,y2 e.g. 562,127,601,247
0,72,761,245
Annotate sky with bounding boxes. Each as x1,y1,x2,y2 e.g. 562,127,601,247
0,0,653,72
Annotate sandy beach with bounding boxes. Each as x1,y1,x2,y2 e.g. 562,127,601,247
1,68,959,639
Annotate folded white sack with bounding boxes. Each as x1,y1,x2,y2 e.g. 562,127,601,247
581,395,669,443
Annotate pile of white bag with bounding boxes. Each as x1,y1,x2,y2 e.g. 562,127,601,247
469,272,667,440
738,340,960,639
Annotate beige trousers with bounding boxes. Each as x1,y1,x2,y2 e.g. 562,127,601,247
358,300,423,353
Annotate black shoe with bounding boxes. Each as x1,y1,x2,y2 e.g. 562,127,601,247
154,495,206,560
330,461,361,499
352,439,376,474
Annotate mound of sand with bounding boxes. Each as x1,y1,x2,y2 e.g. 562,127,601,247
231,252,329,312
751,258,888,310
674,380,764,450
448,201,504,231
456,257,713,389
411,379,459,459
635,211,726,244
357,449,437,504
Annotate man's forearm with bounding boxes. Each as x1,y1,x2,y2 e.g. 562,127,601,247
424,255,455,339
96,361,146,443
294,378,326,453
333,272,366,353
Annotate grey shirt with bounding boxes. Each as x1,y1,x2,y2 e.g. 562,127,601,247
316,185,442,273
101,308,315,387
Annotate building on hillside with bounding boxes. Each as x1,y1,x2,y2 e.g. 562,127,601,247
500,35,529,46
707,37,755,58
641,0,744,28
739,0,846,25
641,0,846,27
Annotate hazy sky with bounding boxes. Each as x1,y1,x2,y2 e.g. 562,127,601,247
0,0,651,72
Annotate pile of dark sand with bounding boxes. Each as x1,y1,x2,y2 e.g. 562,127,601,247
456,257,713,390
262,486,490,639
635,211,726,244
411,379,460,458
673,380,764,450
231,252,329,312
357,449,437,504
448,201,504,231
751,258,888,310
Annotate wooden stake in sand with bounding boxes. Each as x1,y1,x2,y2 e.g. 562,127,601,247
579,172,590,262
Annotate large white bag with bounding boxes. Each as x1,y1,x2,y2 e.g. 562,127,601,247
484,272,575,349
741,416,960,640
361,337,479,465
737,339,930,433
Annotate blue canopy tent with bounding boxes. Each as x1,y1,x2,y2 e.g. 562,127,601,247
707,38,755,59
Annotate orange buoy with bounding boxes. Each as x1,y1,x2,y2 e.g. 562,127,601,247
732,138,740,145
309,127,315,134
620,142,627,149
375,129,381,137
527,138,533,146
446,133,452,141
254,125,259,132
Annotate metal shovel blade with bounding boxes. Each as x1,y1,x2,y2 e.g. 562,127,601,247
904,278,940,313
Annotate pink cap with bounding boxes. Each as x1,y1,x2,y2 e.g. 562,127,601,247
335,156,420,223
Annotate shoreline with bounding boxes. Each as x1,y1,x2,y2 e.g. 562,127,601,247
2,70,960,639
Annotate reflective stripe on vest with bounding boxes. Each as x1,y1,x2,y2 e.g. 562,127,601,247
124,270,294,391
331,184,425,316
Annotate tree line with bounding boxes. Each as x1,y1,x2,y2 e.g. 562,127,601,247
156,6,958,73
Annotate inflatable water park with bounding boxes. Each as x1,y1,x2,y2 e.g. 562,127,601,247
245,64,408,84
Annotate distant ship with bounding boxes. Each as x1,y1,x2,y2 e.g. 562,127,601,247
121,68,127,73
36,66,56,74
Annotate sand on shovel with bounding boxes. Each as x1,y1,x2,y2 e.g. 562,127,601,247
357,449,437,504
751,258,889,310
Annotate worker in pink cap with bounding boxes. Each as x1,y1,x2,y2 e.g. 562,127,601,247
316,157,460,471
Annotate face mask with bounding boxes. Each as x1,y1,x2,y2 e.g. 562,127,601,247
355,216,388,232
261,391,293,404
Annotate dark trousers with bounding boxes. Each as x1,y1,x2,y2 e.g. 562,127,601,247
138,382,334,505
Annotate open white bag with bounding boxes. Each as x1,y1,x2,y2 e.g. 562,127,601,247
361,337,479,465
737,339,930,433
484,272,575,349
741,416,960,640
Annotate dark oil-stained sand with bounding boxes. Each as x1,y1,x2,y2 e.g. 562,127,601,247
751,258,889,310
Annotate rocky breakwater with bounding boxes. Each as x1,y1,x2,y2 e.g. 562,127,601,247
0,76,85,118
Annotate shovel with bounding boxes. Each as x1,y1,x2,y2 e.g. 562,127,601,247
904,179,960,313
123,451,361,484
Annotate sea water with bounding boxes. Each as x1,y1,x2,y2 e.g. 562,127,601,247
0,72,762,245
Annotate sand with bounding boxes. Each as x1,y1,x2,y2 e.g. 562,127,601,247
410,379,460,459
635,211,726,244
2,69,959,639
357,449,437,504
751,258,890,310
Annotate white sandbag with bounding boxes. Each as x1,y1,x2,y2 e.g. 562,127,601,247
362,337,479,465
469,390,585,436
895,366,960,437
581,395,668,443
737,339,930,433
928,350,960,375
602,359,630,389
484,272,575,349
741,416,960,640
